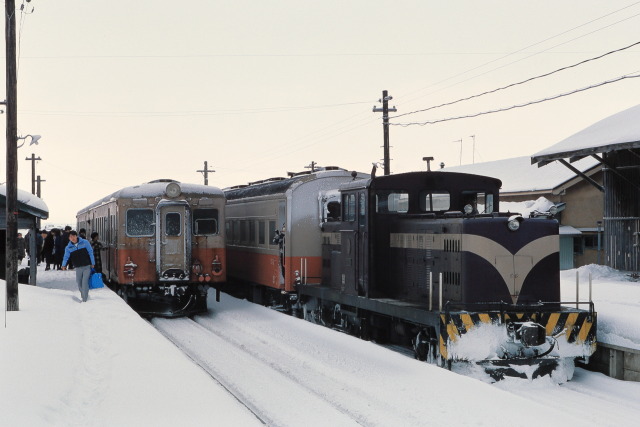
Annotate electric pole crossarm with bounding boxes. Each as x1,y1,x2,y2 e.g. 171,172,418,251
196,161,216,185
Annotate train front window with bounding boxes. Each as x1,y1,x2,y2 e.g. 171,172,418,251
419,191,450,212
126,209,154,237
193,208,219,235
165,212,181,236
376,191,409,213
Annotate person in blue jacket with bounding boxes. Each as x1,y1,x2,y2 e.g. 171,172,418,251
61,230,95,302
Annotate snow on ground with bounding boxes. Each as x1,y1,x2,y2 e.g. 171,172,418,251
562,264,640,351
1,261,639,426
0,263,261,427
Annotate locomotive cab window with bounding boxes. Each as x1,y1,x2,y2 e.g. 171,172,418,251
165,212,182,236
126,208,155,237
420,191,450,212
461,191,494,214
376,191,409,214
193,208,219,235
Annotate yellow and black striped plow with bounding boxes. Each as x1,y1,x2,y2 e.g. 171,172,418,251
438,308,597,380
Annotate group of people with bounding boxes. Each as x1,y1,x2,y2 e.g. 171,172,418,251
22,227,103,271
22,226,104,302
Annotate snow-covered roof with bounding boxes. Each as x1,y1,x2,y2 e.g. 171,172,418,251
0,184,49,219
441,156,599,193
532,103,640,164
78,179,224,213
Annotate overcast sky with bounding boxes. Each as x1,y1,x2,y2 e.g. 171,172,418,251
2,0,639,225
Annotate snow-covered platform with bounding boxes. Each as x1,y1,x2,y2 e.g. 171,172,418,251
0,265,261,426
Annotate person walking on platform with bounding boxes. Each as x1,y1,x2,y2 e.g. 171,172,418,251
61,230,95,303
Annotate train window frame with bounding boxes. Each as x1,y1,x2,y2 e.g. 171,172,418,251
375,191,409,214
193,208,219,236
165,212,182,236
419,190,450,213
125,208,155,237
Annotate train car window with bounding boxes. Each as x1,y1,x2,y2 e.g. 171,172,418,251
376,191,409,213
240,220,248,244
232,221,240,244
358,193,366,222
326,201,341,222
193,208,219,235
258,221,266,245
343,194,356,221
126,209,155,237
165,212,181,236
249,220,256,245
419,191,450,212
268,220,277,247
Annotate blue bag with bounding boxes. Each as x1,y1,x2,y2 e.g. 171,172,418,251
89,271,104,289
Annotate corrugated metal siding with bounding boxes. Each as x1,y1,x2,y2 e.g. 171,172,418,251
603,151,640,271
559,236,575,270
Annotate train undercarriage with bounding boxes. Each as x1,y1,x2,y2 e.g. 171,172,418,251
112,283,210,318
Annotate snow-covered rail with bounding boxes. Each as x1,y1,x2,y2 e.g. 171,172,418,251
152,317,373,426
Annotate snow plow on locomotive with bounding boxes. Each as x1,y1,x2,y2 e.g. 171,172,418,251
224,167,596,381
76,179,226,317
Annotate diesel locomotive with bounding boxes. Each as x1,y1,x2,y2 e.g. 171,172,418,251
225,167,597,380
76,179,226,317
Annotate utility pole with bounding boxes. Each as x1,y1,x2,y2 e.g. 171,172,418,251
25,153,41,195
305,161,317,172
469,135,476,164
196,161,215,185
5,0,19,311
373,90,397,176
36,175,45,229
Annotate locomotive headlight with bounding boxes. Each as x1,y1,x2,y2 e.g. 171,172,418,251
165,182,182,198
463,204,474,215
507,215,523,231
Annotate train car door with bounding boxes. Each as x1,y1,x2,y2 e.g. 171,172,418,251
340,191,363,295
356,191,367,296
156,201,191,280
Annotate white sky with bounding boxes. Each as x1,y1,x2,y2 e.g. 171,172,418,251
1,0,639,225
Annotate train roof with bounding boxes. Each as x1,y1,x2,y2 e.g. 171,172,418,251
339,170,503,192
224,168,365,200
77,179,224,213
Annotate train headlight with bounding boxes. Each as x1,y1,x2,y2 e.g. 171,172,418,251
463,204,474,215
507,215,523,231
165,182,182,198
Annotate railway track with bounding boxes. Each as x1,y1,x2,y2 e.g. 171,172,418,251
151,302,443,427
150,294,640,427
152,316,368,426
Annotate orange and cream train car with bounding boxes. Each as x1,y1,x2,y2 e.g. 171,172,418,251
76,179,226,317
223,167,368,309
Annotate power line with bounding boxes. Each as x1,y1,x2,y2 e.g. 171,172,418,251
391,40,640,120
397,3,640,106
19,100,374,117
391,73,640,127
